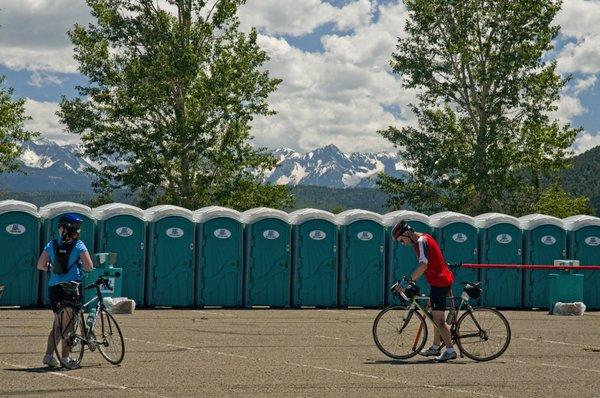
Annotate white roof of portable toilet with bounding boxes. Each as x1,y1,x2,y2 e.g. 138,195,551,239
474,213,520,229
144,205,193,222
336,209,383,226
93,203,145,220
289,208,337,225
518,213,564,230
430,211,475,228
193,206,242,223
39,202,93,219
241,207,290,224
562,215,600,231
0,200,39,217
382,210,430,227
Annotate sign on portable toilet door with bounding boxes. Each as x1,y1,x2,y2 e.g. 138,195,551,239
309,230,326,240
263,230,280,240
452,233,467,243
166,227,184,238
214,228,232,239
541,235,556,245
357,231,373,241
585,236,600,247
5,224,26,235
116,227,133,237
496,234,512,244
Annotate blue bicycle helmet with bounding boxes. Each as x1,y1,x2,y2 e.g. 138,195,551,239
58,213,83,232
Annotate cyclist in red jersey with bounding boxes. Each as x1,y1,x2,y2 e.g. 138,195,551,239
392,220,456,362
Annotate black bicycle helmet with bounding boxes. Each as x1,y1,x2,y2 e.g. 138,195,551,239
58,213,83,233
392,220,414,240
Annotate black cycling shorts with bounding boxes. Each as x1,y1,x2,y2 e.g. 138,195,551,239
429,285,451,311
49,282,82,313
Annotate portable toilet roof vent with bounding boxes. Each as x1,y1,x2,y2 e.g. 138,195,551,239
241,207,289,224
289,208,337,225
0,200,39,217
563,215,600,231
144,205,193,222
429,211,475,228
474,213,520,229
336,209,383,225
193,206,242,223
93,203,145,220
518,213,564,230
39,202,92,219
382,210,430,227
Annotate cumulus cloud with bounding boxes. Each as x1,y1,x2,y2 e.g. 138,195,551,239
573,132,600,155
0,0,91,72
24,99,76,145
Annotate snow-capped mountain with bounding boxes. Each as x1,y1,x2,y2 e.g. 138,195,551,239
0,138,94,192
0,140,407,192
266,144,408,188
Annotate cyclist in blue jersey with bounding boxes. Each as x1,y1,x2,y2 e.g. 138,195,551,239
36,214,93,368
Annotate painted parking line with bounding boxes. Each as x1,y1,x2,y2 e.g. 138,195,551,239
0,360,172,398
124,337,504,397
516,337,600,351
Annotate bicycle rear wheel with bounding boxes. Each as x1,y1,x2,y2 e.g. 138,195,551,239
53,306,85,369
92,309,125,365
372,305,427,360
455,307,511,361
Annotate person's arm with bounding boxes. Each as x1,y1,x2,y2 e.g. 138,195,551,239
37,250,50,271
410,236,429,281
410,262,428,281
80,251,94,272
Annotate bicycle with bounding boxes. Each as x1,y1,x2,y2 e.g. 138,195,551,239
372,274,511,362
52,276,125,369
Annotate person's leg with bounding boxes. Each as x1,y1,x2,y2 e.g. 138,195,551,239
432,310,453,348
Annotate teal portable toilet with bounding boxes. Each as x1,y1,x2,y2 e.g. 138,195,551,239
289,209,338,308
145,205,195,307
0,200,40,307
194,206,243,308
39,202,95,307
93,203,146,306
564,215,600,309
430,212,479,299
474,213,523,308
519,214,566,309
337,210,385,308
242,208,291,308
383,210,431,305
82,254,123,308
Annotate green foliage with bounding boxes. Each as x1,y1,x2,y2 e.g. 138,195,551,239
59,0,291,210
288,186,390,213
379,0,578,214
535,184,595,218
0,76,36,173
561,145,600,213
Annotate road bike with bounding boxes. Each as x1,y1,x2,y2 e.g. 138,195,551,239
53,276,125,369
373,274,511,361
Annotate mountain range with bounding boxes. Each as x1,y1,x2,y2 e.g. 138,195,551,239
0,139,407,192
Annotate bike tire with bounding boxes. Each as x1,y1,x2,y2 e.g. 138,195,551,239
53,306,85,369
372,305,427,360
455,306,511,362
93,309,125,365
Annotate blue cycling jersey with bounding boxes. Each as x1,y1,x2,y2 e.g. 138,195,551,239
44,239,88,286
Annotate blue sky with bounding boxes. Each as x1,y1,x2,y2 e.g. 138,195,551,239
1,0,599,153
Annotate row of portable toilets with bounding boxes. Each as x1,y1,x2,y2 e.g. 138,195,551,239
1,200,600,310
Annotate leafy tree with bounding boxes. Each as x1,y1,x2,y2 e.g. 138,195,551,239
378,0,578,215
59,0,291,209
0,76,35,173
535,184,595,218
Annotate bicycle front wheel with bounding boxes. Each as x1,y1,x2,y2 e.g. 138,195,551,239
455,307,511,361
373,305,427,360
92,309,125,365
53,306,85,369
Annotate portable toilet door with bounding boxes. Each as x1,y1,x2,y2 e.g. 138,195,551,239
194,206,243,308
289,209,338,308
519,214,566,309
337,210,385,308
145,205,195,307
242,208,291,308
0,201,40,307
474,213,523,308
564,215,600,310
430,212,479,299
383,210,432,306
39,202,94,307
94,203,146,306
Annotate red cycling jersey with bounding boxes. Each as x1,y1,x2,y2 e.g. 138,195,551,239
412,233,454,287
